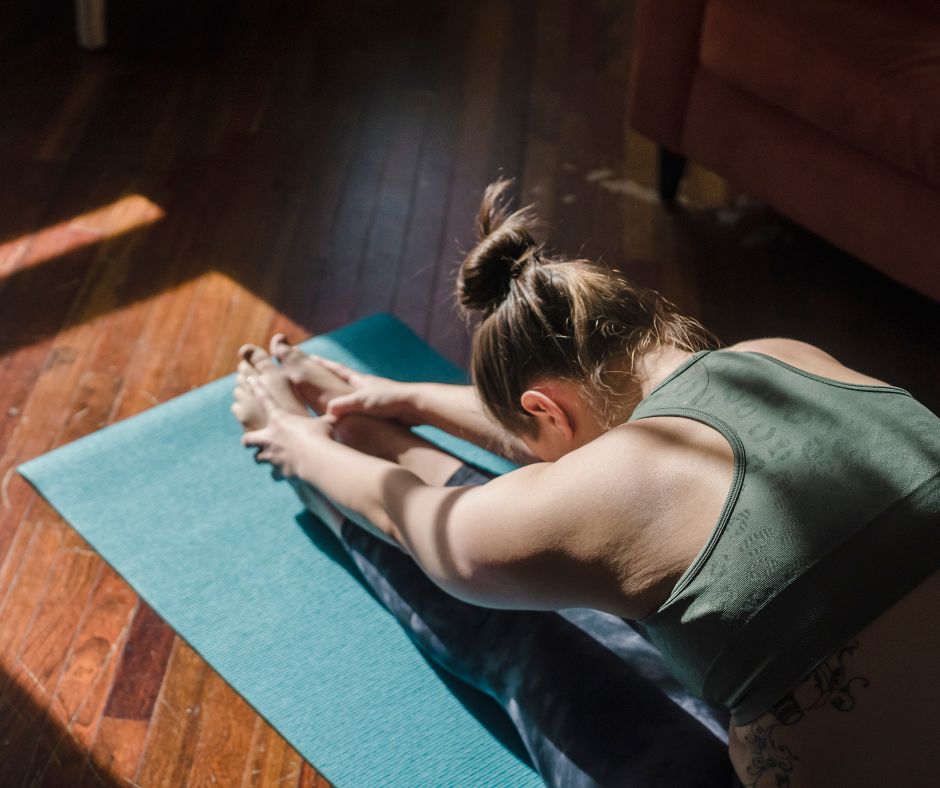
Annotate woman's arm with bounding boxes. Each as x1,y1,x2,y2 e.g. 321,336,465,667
298,438,599,608
309,357,537,464
406,382,537,464
242,377,641,612
288,476,404,549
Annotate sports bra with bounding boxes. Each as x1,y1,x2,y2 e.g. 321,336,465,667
628,349,940,725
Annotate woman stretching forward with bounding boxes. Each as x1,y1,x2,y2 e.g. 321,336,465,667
233,180,940,787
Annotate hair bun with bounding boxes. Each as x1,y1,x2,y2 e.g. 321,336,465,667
457,178,541,315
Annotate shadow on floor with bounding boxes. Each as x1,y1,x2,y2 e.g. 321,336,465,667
0,668,123,788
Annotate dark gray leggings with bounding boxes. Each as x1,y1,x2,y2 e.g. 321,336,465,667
325,462,740,787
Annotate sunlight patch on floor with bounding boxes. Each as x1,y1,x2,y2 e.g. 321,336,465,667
0,194,165,277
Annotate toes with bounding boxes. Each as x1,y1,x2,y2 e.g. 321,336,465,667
231,386,266,431
236,340,309,416
230,400,250,426
270,333,307,367
269,333,289,359
233,386,251,405
239,343,277,372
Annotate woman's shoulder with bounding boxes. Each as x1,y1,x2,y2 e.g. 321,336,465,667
725,336,826,357
719,337,894,388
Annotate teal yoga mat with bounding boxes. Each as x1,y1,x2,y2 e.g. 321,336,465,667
19,313,536,787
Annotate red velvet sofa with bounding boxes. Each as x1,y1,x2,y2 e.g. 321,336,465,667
628,0,940,302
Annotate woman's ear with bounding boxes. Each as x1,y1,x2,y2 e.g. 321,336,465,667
519,388,574,441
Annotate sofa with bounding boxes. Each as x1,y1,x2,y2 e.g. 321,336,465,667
628,0,940,303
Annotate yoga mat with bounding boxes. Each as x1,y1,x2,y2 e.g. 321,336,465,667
19,313,536,787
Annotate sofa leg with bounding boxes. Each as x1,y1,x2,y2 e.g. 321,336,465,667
658,147,686,206
75,0,107,50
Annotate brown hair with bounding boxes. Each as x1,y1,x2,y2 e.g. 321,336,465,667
456,178,718,436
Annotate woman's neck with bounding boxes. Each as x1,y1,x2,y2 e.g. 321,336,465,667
581,344,696,433
630,344,696,403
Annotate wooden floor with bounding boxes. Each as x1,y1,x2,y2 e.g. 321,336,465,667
1,0,938,785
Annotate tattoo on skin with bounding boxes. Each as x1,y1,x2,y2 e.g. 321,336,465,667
741,640,870,787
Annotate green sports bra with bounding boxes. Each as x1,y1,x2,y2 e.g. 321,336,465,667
629,349,940,725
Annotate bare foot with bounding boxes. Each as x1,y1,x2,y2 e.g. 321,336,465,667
231,343,309,431
268,333,354,414
232,344,350,536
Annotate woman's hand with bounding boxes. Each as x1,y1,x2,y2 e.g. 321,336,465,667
241,376,338,479
310,356,420,425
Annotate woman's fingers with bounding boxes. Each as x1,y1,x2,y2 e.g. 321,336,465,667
241,428,262,448
318,411,339,427
325,392,363,417
240,421,274,450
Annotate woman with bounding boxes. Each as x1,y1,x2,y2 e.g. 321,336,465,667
233,180,940,786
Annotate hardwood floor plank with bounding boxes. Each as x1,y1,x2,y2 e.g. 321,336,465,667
133,640,209,786
101,602,176,723
351,88,429,321
0,525,72,787
297,760,333,788
185,671,256,787
0,498,57,641
86,716,150,784
390,4,469,339
239,720,304,788
42,567,138,752
264,90,363,340
13,554,105,786
108,266,209,422
260,48,364,336
307,85,402,334
35,57,111,164
0,517,64,670
85,579,173,776
426,0,512,363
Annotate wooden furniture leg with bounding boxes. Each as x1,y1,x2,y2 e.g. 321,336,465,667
75,0,107,50
658,146,687,206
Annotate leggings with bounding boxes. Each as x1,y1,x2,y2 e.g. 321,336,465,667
315,462,740,787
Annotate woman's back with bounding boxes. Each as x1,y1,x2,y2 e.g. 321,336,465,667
620,339,940,785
